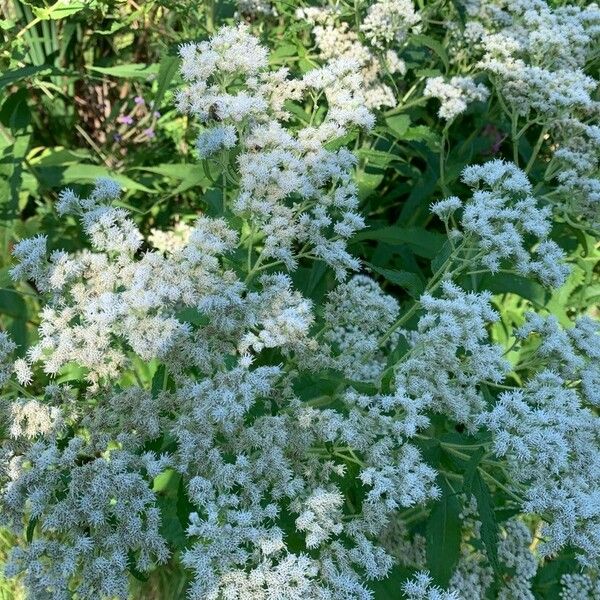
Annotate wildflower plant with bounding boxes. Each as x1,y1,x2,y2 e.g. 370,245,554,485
0,1,599,600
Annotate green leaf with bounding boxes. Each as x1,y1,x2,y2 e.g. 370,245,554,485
176,307,208,327
151,365,167,398
154,54,179,107
426,489,462,587
87,64,159,79
411,34,449,72
466,471,501,580
0,65,52,88
0,90,31,220
386,114,410,137
356,171,384,200
366,263,424,298
0,289,27,320
533,549,579,599
431,240,453,274
127,551,149,581
353,227,445,259
403,125,440,149
26,516,38,542
32,0,86,19
473,273,548,307
356,149,397,168
34,163,156,193
369,563,414,599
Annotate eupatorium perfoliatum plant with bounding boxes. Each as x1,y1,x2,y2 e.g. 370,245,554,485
1,1,599,599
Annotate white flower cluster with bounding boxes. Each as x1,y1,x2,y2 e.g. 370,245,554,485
476,1,600,118
395,280,509,425
552,119,600,228
432,159,570,287
5,182,440,599
319,275,400,382
515,312,600,406
3,442,169,599
561,573,600,599
402,571,460,600
423,76,489,121
296,5,408,109
361,0,421,50
176,24,372,278
148,220,193,253
464,0,600,224
480,369,600,566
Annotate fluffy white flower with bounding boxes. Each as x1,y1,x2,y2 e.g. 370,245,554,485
424,76,489,120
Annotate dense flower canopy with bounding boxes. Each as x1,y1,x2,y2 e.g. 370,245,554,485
0,0,599,599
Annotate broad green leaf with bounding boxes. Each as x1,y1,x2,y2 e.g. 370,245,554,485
29,146,91,166
533,549,580,599
26,516,38,542
386,114,410,137
465,470,501,580
270,43,298,60
127,551,149,582
403,126,440,148
151,365,167,398
0,289,27,320
353,227,445,259
426,489,462,586
369,564,414,599
469,273,549,307
0,90,31,220
366,263,424,298
357,149,397,167
324,132,357,151
357,171,384,199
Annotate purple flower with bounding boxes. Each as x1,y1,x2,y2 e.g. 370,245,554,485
117,115,134,125
134,96,145,105
144,128,156,138
153,111,161,118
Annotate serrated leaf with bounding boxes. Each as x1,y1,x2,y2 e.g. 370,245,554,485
431,240,453,274
426,490,462,586
34,163,156,193
356,171,384,199
127,551,149,581
357,149,397,167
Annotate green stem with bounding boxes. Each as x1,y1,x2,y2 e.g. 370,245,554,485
525,125,549,174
